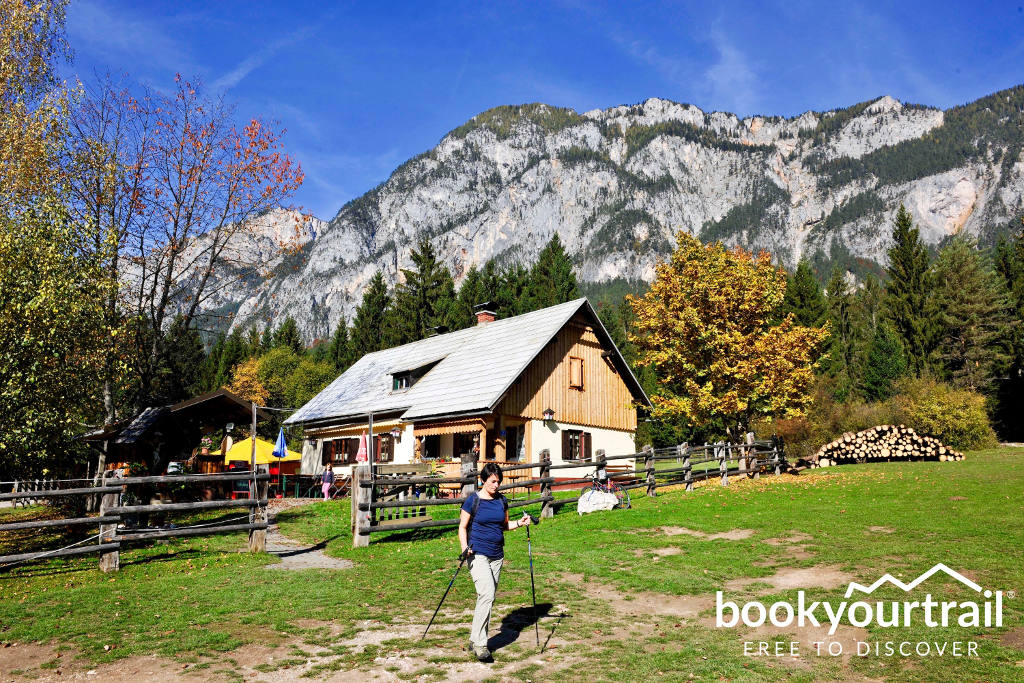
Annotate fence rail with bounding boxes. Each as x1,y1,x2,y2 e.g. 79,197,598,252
2,437,787,565
351,435,785,546
0,471,272,573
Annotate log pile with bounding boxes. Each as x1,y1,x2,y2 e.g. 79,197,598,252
814,425,965,467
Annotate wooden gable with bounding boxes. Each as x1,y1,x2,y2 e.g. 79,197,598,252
497,312,638,431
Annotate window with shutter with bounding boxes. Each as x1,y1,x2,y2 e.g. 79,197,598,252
561,429,592,462
568,356,584,389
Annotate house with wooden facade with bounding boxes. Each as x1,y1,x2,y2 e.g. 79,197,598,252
283,298,650,477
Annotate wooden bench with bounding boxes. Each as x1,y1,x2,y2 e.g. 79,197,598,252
480,459,529,497
374,463,431,527
604,463,640,488
435,462,464,499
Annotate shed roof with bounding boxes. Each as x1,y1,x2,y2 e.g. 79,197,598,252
285,298,650,427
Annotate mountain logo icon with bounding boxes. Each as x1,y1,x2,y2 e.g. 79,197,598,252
844,563,989,599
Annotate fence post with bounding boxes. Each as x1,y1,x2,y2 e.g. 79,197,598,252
352,464,371,548
644,445,655,497
595,449,607,483
540,449,553,519
746,432,758,480
248,465,267,553
461,452,478,500
772,434,783,475
98,471,120,573
718,442,728,487
680,443,692,491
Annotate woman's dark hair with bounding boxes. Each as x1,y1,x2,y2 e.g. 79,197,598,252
479,462,503,483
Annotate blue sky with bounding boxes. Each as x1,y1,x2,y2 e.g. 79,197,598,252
63,0,1024,220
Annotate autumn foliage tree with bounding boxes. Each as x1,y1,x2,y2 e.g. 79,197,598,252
63,74,305,420
0,0,113,476
628,233,829,436
127,76,304,406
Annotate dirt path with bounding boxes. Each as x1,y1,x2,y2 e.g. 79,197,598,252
262,500,353,571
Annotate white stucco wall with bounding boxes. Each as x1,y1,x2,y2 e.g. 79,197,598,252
300,438,323,476
301,423,416,476
528,419,636,479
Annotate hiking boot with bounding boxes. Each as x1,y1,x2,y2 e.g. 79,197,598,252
473,646,492,662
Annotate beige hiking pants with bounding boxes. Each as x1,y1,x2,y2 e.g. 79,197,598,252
468,554,503,649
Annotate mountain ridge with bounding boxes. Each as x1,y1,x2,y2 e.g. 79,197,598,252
193,85,1024,340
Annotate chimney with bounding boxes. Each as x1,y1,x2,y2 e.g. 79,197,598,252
474,301,497,326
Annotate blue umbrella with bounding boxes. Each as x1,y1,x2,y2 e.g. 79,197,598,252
271,427,288,459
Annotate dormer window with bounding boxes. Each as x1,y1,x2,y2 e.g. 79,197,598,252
390,358,443,393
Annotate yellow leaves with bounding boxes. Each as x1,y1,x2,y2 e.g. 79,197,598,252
226,357,269,405
630,230,829,430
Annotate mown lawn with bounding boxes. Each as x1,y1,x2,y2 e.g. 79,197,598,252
1,448,1022,682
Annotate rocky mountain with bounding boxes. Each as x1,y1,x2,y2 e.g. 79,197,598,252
207,86,1024,340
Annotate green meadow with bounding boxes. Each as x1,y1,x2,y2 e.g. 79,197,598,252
1,448,1022,681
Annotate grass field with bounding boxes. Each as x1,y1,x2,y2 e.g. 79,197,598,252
1,448,1022,681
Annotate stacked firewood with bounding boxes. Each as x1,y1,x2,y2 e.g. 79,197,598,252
813,425,965,467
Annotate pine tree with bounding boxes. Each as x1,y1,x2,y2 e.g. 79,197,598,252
931,238,1014,392
885,205,934,374
244,326,264,358
856,274,885,332
994,225,1024,438
495,262,528,319
387,238,456,344
862,323,907,401
273,316,303,354
350,272,391,358
202,333,226,392
216,329,248,389
783,259,828,327
435,275,458,333
152,316,206,403
847,273,885,396
523,233,579,311
327,314,353,372
822,267,854,399
451,265,484,330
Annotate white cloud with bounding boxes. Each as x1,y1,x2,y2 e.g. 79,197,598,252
67,0,189,73
702,29,758,115
211,22,321,92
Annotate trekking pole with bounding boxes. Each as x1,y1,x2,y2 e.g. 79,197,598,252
422,548,470,640
525,514,540,647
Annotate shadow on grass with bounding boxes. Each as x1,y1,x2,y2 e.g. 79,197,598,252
269,534,342,558
488,603,568,653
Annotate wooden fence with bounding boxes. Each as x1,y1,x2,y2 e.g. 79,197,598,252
351,435,785,546
6,478,96,507
0,470,271,573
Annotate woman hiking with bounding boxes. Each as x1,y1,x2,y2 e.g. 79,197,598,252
458,462,532,662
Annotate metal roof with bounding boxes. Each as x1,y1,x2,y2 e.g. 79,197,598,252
114,407,169,444
284,298,650,426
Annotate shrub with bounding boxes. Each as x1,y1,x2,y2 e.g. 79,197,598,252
892,378,999,450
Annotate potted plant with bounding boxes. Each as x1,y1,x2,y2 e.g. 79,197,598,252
199,435,213,455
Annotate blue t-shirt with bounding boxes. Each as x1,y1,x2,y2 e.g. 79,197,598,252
461,493,506,559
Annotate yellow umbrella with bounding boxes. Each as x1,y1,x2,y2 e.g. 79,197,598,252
214,437,301,465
